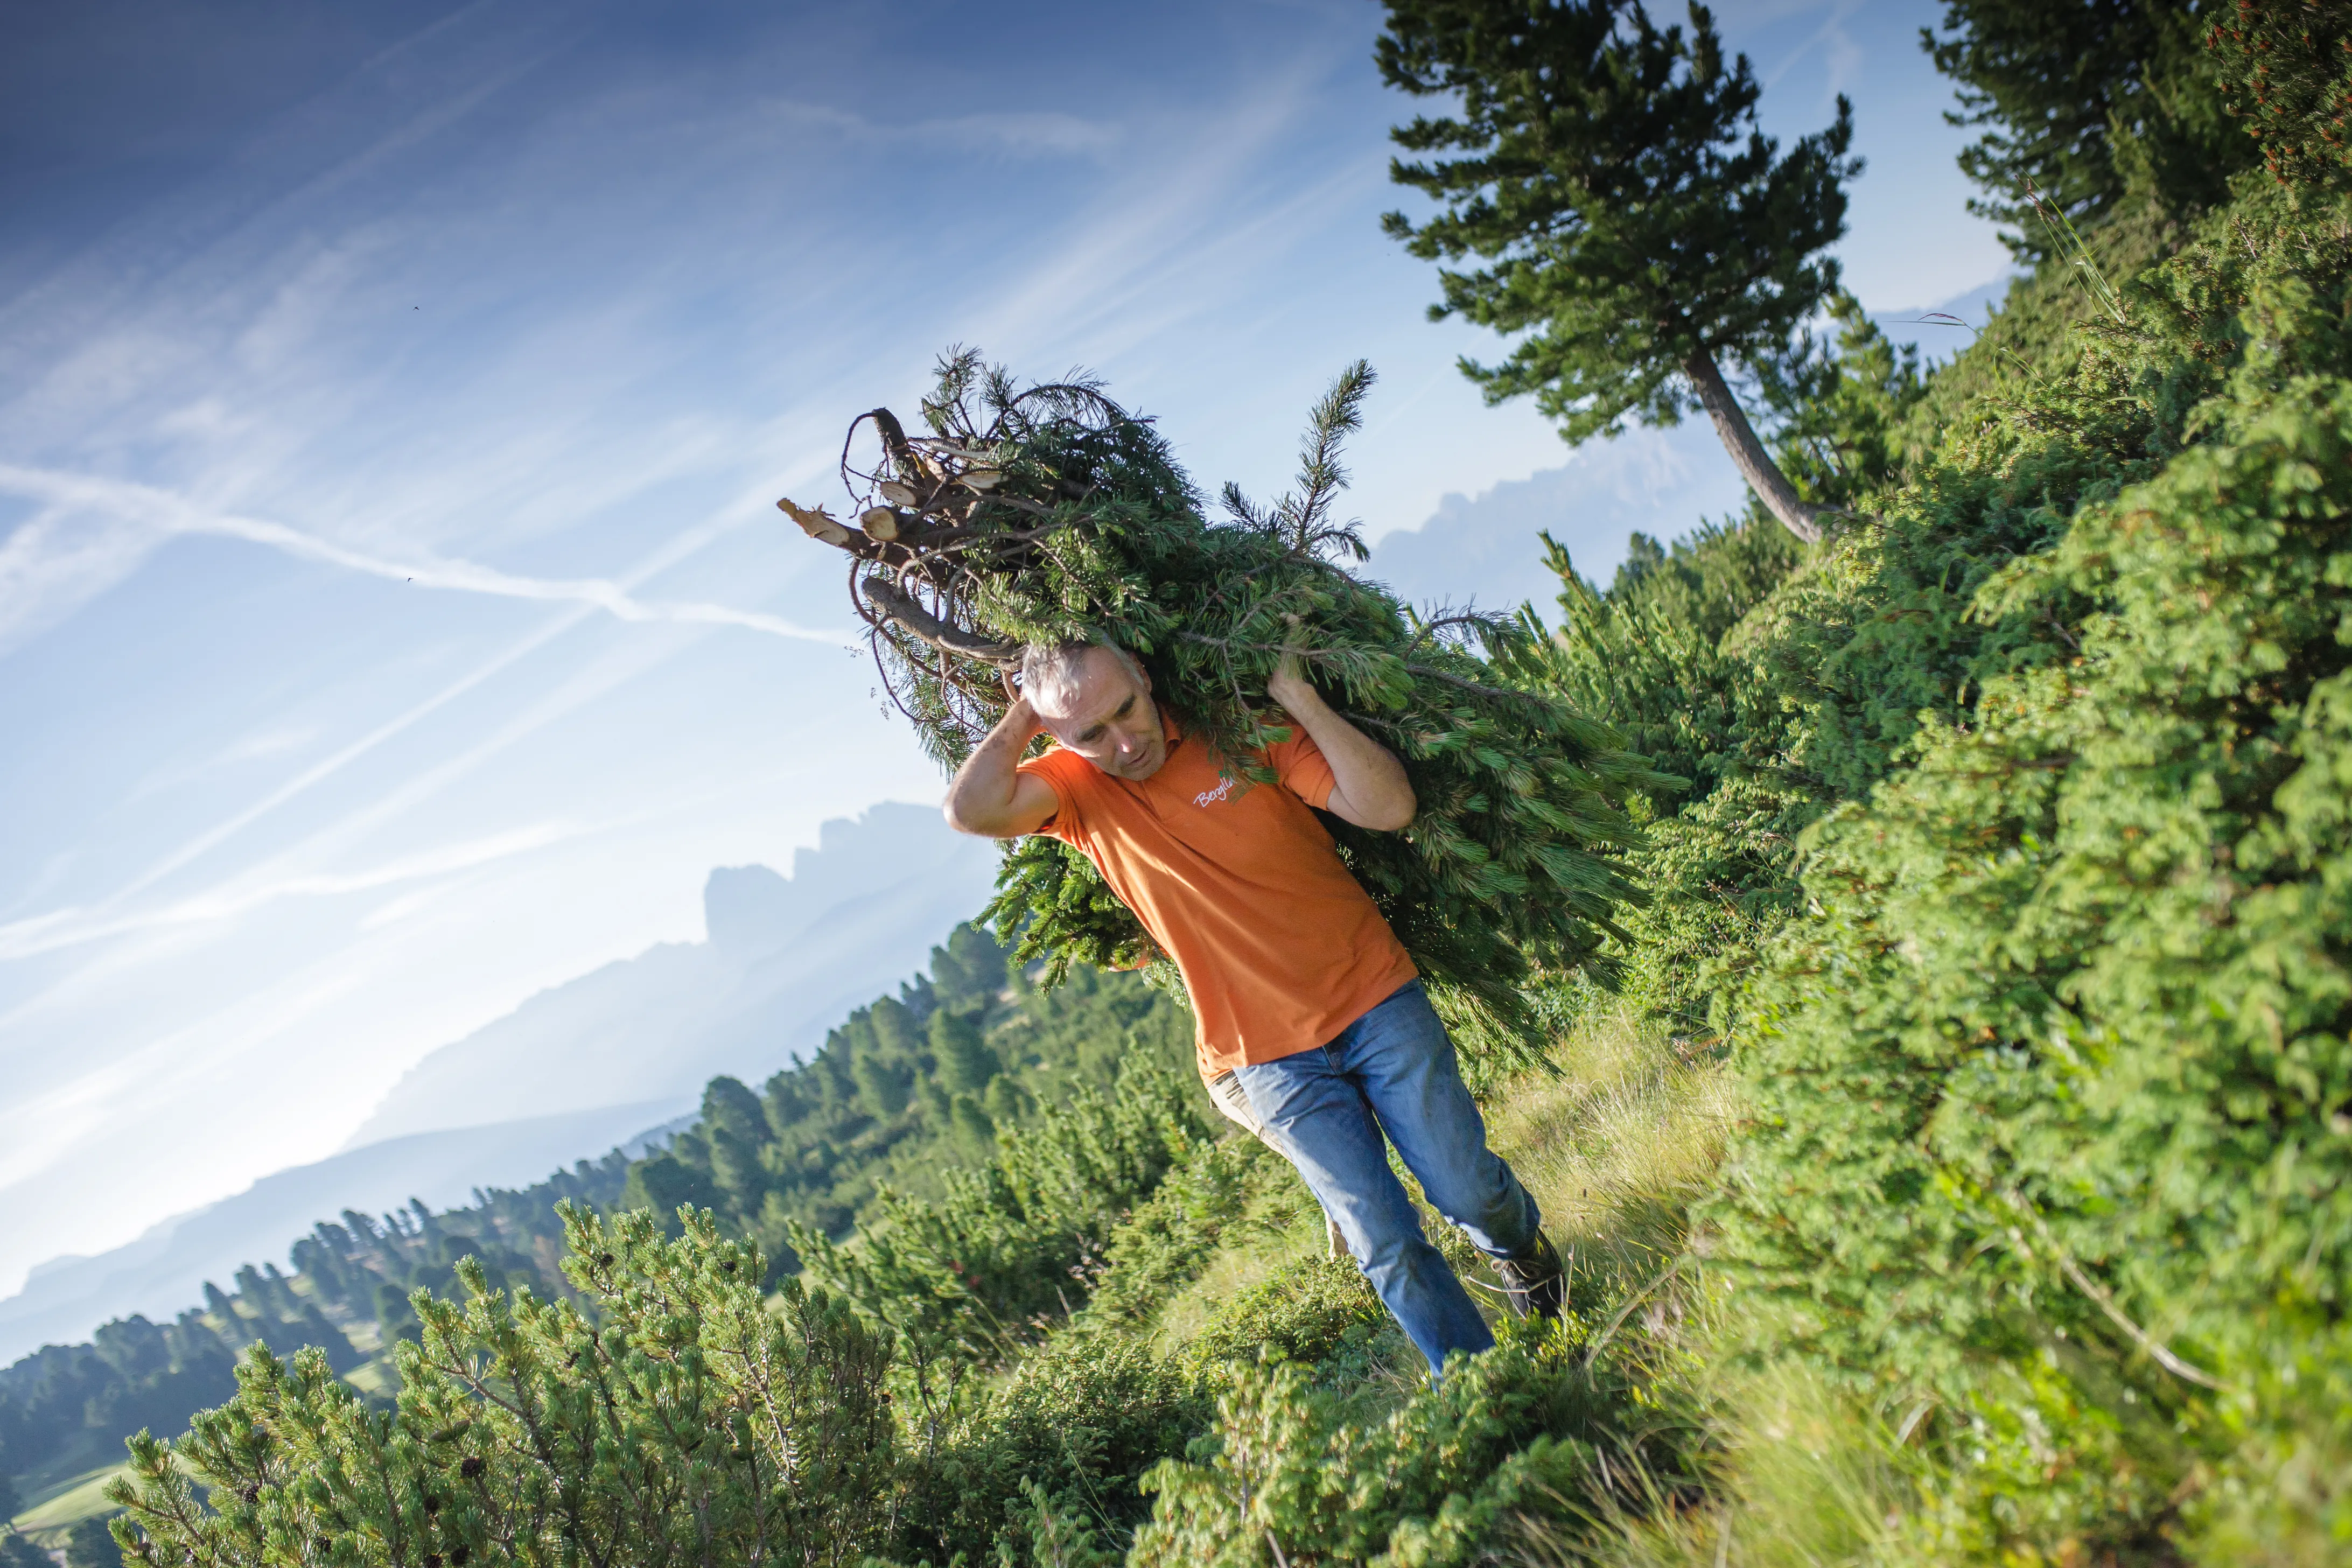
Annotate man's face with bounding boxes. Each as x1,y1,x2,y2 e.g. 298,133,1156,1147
1030,648,1168,781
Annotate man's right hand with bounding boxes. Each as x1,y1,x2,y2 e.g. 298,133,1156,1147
942,677,1059,837
998,671,1040,734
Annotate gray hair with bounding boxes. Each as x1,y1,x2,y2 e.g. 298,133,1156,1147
1019,640,1145,712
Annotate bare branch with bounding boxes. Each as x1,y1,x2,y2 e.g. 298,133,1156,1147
860,577,1019,664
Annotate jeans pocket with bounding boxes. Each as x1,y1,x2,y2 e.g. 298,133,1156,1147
1206,1070,1266,1136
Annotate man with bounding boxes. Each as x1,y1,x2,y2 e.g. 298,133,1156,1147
942,638,1565,1378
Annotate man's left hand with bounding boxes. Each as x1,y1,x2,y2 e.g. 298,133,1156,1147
1267,617,1318,719
1258,620,1416,831
1268,649,1315,718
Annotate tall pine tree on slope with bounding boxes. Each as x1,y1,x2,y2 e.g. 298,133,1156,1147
1374,0,1859,544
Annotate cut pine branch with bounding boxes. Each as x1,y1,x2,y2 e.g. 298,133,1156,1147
771,348,1669,1077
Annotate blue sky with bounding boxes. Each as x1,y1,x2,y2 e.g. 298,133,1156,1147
0,0,2010,1300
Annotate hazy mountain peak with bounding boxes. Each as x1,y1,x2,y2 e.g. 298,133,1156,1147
703,864,796,951
344,802,996,1147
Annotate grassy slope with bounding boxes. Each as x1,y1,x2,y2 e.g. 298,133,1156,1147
1146,1012,1734,1358
11,1463,127,1550
970,1005,1739,1562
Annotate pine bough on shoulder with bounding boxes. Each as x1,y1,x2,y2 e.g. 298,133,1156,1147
780,351,1665,1072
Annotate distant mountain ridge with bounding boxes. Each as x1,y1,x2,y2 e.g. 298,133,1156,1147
1364,421,1743,614
347,801,997,1144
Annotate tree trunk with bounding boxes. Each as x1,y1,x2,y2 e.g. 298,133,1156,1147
1681,349,1824,545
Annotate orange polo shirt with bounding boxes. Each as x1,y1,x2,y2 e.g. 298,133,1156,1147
1017,717,1417,1077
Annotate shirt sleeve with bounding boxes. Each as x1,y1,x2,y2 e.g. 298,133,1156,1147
1263,727,1337,811
1014,747,1090,841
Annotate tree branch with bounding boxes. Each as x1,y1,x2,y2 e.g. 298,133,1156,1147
859,577,1019,664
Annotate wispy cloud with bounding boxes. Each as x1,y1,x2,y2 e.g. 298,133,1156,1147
1742,0,1866,103
0,821,585,963
957,64,1362,366
0,501,159,657
764,100,1123,162
0,464,848,646
923,111,1124,160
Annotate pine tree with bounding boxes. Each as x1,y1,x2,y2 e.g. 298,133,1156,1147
929,1006,997,1095
850,1048,912,1117
698,1076,768,1148
199,1282,237,1332
928,921,1013,1008
778,353,1663,1072
1374,0,1859,543
1924,0,2244,249
949,1093,996,1153
619,1152,723,1231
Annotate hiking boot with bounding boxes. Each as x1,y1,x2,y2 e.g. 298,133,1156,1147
1493,1231,1566,1320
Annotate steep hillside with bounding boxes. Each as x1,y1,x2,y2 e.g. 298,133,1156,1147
31,13,2352,1566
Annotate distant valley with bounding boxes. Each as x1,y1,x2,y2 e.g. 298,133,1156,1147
0,801,996,1362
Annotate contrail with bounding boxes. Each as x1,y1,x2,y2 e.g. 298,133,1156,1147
0,822,585,962
0,463,849,645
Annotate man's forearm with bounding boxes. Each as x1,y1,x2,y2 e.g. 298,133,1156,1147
943,702,1043,835
1271,674,1416,830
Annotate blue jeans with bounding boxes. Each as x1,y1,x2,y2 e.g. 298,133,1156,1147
1233,979,1542,1377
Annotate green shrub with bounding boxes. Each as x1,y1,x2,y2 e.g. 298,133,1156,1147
1178,1257,1401,1388
790,1059,1212,1363
1130,1318,1692,1568
107,1206,896,1568
1713,186,2352,1557
905,1337,1210,1565
1074,1135,1272,1332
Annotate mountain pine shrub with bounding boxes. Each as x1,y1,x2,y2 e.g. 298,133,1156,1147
788,1059,1211,1366
899,1336,1209,1565
2206,0,2352,190
1514,281,2117,1038
107,1205,897,1568
1129,1316,1699,1568
1713,180,2352,1558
